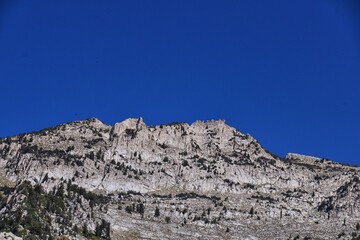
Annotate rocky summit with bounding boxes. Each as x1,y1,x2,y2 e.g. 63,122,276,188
0,118,359,240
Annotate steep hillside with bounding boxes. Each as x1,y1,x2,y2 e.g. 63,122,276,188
0,118,359,239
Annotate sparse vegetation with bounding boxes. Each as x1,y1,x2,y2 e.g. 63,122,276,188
155,206,160,217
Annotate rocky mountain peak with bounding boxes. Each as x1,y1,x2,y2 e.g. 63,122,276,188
113,117,145,134
0,118,359,240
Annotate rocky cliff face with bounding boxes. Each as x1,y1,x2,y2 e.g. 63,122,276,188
0,118,359,240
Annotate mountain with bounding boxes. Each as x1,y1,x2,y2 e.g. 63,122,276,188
0,118,359,240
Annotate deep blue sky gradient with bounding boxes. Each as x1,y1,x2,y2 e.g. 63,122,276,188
0,0,359,165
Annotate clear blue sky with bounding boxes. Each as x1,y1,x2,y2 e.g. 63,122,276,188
0,1,359,165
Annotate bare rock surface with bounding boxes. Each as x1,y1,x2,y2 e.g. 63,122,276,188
0,118,359,239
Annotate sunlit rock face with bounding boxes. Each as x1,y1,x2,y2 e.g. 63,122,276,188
0,118,359,240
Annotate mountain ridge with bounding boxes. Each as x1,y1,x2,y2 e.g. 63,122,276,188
0,118,359,239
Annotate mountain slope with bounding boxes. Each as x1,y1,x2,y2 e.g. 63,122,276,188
0,118,359,239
